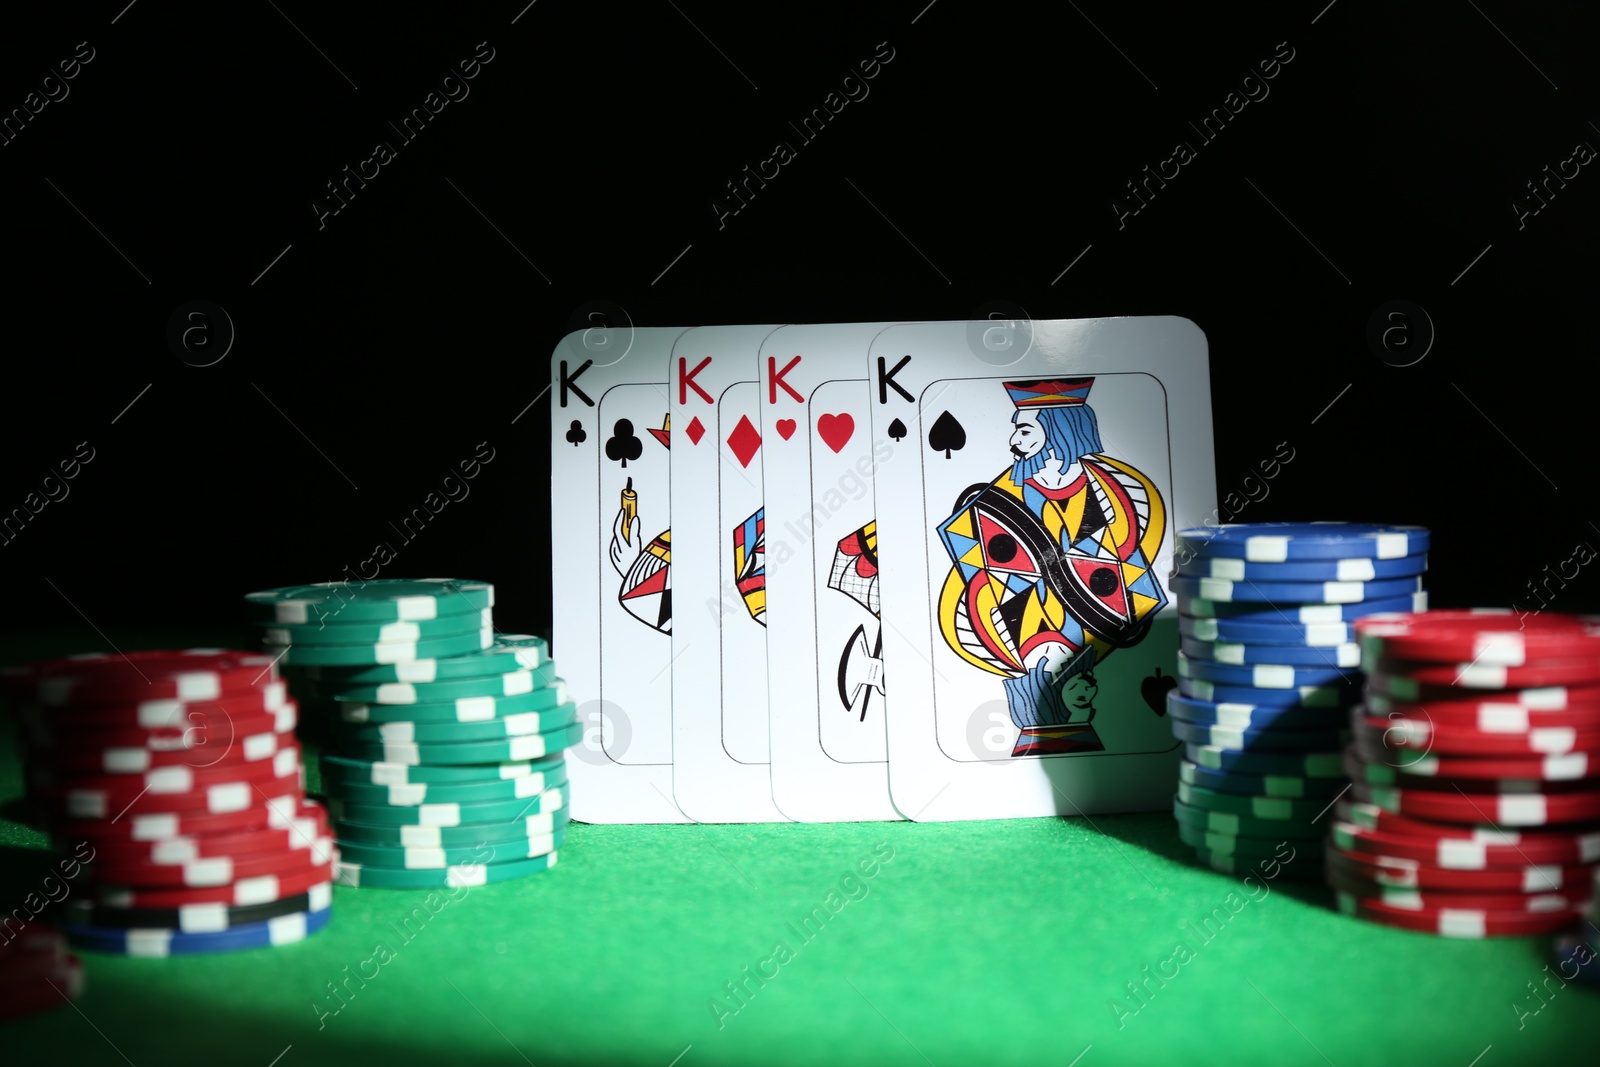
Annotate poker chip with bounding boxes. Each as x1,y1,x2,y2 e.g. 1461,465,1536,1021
259,607,493,646
1325,844,1594,892
1178,613,1360,647
85,812,329,865
31,727,288,774
1169,574,1424,606
335,830,562,870
332,807,570,848
1168,719,1352,752
1324,867,1591,912
1191,846,1325,879
1331,819,1600,869
1181,590,1428,622
1354,609,1600,666
1342,751,1599,793
21,706,296,756
1179,635,1363,667
1360,697,1600,734
327,784,568,827
64,883,331,933
1367,671,1600,705
289,634,546,685
1177,781,1335,821
333,849,558,889
46,782,296,830
1176,552,1429,582
1177,825,1299,857
337,719,582,765
1179,834,1328,881
66,905,331,956
1350,779,1600,825
328,766,568,806
333,703,575,745
1334,891,1579,937
55,790,308,842
249,577,578,892
1365,688,1600,716
1184,743,1346,778
1166,692,1350,731
1332,798,1588,842
14,680,291,730
1172,796,1327,838
1177,651,1361,689
1366,657,1600,691
265,627,493,667
1349,743,1600,781
1177,676,1360,707
7,650,279,707
92,860,335,909
319,753,564,785
243,579,494,624
36,746,305,820
1352,714,1600,757
1179,758,1349,798
334,681,569,725
7,646,333,953
330,662,555,706
86,836,336,887
1177,522,1430,561
32,741,301,793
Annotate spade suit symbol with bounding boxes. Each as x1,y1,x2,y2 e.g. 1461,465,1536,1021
887,418,907,443
928,411,966,459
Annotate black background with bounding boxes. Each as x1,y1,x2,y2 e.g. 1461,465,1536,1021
2,0,1597,646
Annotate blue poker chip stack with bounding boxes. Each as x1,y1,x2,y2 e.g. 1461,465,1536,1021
1166,522,1431,879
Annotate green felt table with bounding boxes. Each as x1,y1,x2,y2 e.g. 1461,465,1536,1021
2,634,1595,1065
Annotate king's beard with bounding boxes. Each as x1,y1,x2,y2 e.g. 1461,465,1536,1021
1011,446,1050,483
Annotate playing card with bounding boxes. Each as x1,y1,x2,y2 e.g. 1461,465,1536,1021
550,325,690,823
867,317,1216,820
669,324,790,822
760,323,904,821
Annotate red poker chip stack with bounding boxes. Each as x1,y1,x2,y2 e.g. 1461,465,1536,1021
3,651,334,955
1335,611,1600,938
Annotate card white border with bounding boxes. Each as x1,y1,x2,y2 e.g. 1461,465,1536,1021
867,317,1217,821
760,322,906,822
551,326,691,823
670,324,791,823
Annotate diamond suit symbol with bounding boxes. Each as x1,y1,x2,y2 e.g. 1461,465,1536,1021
725,415,761,468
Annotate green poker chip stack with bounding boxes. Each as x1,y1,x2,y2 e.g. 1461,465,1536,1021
242,579,578,888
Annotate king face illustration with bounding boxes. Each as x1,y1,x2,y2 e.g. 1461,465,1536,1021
609,415,673,634
829,521,885,722
934,378,1167,756
732,507,766,626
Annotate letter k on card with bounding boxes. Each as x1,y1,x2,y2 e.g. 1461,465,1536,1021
768,355,803,404
679,356,713,404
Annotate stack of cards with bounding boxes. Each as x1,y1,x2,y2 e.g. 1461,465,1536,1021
551,318,1217,822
